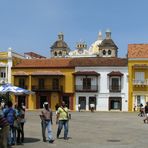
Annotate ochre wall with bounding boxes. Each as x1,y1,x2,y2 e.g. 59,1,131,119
128,60,148,111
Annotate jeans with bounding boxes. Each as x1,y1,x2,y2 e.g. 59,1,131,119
57,120,68,139
8,125,16,145
41,120,53,141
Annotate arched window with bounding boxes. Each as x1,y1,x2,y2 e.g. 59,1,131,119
54,52,57,56
108,50,112,55
103,50,106,55
59,51,62,56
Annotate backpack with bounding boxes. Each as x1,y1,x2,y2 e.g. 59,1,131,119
5,108,16,126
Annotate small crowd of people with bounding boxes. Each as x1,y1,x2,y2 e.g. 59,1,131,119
136,102,148,123
40,101,70,144
0,100,26,148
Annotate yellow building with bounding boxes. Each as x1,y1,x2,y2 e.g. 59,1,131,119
12,58,75,110
128,44,148,111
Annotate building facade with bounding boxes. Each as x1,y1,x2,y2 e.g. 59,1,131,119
128,44,148,111
12,58,75,110
0,48,24,85
73,57,128,111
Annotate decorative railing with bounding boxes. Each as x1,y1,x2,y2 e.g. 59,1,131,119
133,79,148,85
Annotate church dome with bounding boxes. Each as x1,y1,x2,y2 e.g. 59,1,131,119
89,31,103,55
51,32,70,51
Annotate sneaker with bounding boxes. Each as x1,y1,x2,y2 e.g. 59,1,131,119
43,139,46,142
49,139,54,143
64,137,68,140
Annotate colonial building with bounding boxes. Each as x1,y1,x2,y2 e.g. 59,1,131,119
73,57,128,111
50,32,70,58
0,48,24,85
12,58,75,110
128,44,148,111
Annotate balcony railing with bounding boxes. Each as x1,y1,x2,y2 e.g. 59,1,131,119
109,85,121,92
133,79,148,85
75,85,98,92
31,85,63,92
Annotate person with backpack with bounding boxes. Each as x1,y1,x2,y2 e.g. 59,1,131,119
40,102,54,143
56,101,69,140
3,101,17,146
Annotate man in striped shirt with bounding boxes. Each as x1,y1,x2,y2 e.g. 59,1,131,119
0,115,9,148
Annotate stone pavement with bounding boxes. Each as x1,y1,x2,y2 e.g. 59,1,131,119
13,111,148,148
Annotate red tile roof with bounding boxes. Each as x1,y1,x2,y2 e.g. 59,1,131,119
128,44,148,58
107,71,123,76
13,57,127,68
73,71,100,76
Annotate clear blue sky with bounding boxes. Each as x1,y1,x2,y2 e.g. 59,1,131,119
0,0,148,58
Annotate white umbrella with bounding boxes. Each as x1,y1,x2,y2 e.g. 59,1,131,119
0,83,34,95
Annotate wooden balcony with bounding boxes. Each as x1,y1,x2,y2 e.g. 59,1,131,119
109,85,121,92
75,85,98,92
31,85,63,92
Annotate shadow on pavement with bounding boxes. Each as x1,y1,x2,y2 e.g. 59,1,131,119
24,137,40,143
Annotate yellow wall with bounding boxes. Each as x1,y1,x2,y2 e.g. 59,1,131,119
12,68,75,110
128,60,148,111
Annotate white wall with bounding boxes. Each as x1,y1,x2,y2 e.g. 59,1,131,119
75,66,128,111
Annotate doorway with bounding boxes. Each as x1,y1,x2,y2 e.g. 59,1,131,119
109,97,122,110
79,97,86,110
89,97,96,110
40,96,47,108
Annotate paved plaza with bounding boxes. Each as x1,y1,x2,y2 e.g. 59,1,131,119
13,111,148,148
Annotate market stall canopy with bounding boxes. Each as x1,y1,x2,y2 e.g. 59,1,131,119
0,83,34,95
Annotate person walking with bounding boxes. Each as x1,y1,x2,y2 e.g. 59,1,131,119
40,102,54,143
78,103,81,112
0,115,9,148
16,104,26,144
143,102,148,123
56,101,69,140
3,101,17,146
138,103,144,117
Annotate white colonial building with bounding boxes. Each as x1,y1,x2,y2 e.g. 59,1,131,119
74,60,128,111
